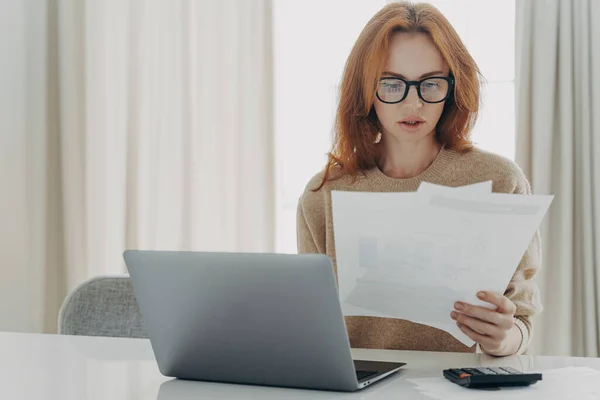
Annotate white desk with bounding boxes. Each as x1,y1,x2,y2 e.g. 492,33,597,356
1,332,598,399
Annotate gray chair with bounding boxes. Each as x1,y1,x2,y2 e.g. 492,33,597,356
58,276,148,338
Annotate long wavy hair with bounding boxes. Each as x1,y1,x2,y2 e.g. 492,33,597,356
316,1,481,190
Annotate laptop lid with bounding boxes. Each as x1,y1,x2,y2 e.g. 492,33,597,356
123,250,362,391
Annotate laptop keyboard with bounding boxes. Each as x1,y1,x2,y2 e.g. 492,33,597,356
356,370,378,381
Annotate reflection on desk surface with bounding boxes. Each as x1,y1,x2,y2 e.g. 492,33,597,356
155,370,409,400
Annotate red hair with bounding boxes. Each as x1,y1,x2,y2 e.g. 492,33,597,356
316,1,481,190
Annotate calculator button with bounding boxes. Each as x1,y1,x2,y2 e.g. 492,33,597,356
489,367,509,374
476,367,498,375
462,368,483,375
500,367,522,374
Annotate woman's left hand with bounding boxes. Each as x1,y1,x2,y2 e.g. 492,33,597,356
451,290,520,356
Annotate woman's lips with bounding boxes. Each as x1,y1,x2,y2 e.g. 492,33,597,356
398,120,425,131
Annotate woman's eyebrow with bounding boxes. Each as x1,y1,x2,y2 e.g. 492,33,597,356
382,70,445,79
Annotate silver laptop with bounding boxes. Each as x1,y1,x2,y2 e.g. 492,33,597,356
123,250,405,392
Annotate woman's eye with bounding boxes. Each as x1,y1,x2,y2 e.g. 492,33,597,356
382,83,403,90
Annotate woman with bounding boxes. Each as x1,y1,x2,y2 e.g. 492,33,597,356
296,2,541,356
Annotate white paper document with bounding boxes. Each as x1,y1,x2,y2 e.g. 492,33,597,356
408,367,600,399
331,182,553,347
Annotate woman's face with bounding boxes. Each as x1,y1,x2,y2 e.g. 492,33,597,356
373,32,450,144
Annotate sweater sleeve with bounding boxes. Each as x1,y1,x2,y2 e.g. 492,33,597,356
295,173,328,255
504,174,544,355
296,197,320,254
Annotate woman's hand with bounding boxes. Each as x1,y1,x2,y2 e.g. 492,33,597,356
450,291,521,356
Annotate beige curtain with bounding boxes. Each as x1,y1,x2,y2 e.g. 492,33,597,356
0,0,274,334
516,0,600,356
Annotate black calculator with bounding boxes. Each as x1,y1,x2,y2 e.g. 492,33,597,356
443,366,542,389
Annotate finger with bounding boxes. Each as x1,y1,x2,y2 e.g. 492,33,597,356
478,291,517,314
451,311,500,338
456,322,497,349
454,302,512,329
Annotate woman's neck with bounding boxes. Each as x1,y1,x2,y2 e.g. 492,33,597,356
378,135,442,179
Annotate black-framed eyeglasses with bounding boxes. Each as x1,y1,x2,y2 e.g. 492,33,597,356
376,76,454,104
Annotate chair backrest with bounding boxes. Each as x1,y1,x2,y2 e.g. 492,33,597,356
58,276,148,338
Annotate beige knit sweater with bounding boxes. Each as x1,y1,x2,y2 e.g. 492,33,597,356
296,147,542,355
